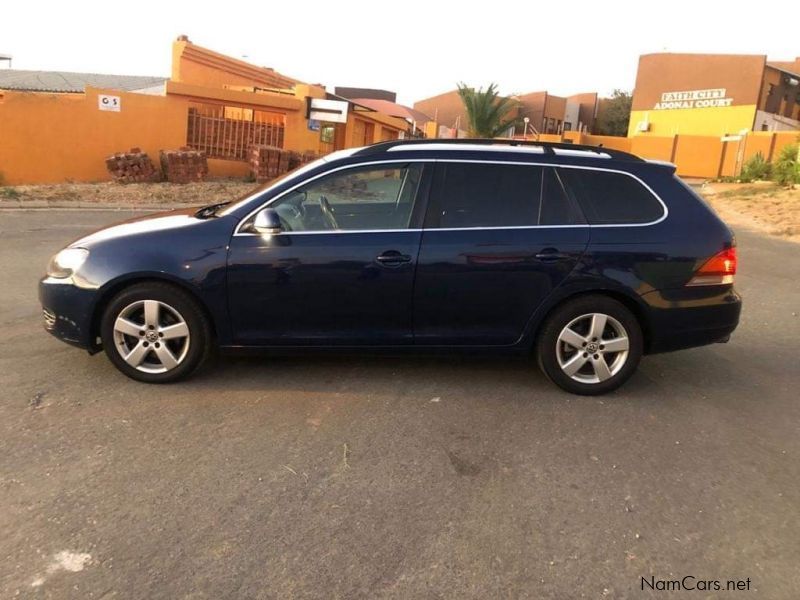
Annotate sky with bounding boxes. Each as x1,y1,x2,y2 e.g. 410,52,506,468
2,0,798,106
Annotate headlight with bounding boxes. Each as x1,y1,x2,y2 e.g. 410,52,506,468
47,248,89,279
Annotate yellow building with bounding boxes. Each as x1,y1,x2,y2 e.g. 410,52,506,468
628,53,800,138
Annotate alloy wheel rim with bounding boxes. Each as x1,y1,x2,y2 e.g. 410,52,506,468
556,312,630,384
112,300,190,374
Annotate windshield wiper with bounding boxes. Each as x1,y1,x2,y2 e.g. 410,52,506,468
194,202,231,219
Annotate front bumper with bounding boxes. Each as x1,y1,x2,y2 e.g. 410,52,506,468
641,285,742,354
38,277,99,351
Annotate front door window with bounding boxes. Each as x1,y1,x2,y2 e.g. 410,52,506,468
271,164,423,232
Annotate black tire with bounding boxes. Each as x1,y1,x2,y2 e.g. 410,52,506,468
100,282,213,383
536,295,643,395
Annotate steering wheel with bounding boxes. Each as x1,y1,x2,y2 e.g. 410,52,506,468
318,195,339,230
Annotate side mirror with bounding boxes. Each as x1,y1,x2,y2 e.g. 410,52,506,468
252,208,283,234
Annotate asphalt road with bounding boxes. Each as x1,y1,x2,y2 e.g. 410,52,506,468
1,209,798,599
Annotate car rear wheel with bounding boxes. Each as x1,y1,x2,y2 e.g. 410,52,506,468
101,282,212,383
537,295,643,395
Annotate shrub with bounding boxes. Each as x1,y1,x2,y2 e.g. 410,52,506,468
739,152,771,183
772,143,800,186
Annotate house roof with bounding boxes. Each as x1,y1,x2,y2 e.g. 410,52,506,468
767,60,800,79
350,98,433,124
0,69,167,93
175,40,297,90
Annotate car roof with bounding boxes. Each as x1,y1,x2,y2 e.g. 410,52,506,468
350,138,645,165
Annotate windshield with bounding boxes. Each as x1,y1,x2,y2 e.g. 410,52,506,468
218,148,361,217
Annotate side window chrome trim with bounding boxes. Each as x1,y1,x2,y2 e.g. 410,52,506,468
233,158,668,236
431,159,668,229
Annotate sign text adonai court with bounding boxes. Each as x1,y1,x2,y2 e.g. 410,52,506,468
654,88,734,110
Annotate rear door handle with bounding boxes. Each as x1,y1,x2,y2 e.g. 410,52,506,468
535,249,571,262
376,251,412,265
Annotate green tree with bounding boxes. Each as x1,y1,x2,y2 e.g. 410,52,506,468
594,89,632,136
457,83,518,138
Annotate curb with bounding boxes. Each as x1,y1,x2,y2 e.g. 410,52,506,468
0,201,196,211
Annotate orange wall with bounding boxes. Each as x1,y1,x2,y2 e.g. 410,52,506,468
719,143,739,177
0,85,326,184
581,134,633,152
524,131,797,178
0,87,186,185
772,131,800,158
741,132,774,162
537,133,562,143
2,83,794,185
672,135,725,178
0,83,409,184
630,136,675,162
172,39,295,91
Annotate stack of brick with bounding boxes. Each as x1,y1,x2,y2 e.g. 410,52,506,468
284,150,320,172
105,148,160,183
286,151,304,171
159,148,208,184
248,145,290,182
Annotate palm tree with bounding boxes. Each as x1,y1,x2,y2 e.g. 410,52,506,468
456,83,518,138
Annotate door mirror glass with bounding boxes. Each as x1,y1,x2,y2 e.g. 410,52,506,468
252,208,283,234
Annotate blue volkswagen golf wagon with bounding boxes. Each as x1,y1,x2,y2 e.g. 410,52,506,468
40,140,741,395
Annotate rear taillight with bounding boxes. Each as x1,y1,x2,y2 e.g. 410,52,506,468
687,247,737,286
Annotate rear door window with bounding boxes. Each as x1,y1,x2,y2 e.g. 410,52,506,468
428,163,542,228
558,168,664,224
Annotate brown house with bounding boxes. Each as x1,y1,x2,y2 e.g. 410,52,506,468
413,88,598,136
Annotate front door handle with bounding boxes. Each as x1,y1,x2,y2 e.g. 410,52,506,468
376,250,412,266
535,248,571,262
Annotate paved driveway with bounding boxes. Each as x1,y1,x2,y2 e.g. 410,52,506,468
1,210,798,599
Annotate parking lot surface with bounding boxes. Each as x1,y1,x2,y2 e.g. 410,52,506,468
1,209,799,599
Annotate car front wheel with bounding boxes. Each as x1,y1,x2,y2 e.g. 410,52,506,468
537,295,643,395
100,282,212,383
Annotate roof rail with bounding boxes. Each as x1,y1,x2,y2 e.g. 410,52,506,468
353,138,644,162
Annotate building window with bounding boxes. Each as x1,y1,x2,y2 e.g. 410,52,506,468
186,102,285,161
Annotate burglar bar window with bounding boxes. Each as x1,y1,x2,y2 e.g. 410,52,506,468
186,102,286,161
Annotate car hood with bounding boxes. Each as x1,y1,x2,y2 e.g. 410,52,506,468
69,207,224,248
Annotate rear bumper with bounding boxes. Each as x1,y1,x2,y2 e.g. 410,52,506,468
38,277,99,351
641,286,742,354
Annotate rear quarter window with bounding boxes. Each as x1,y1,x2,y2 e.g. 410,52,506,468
558,168,664,225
